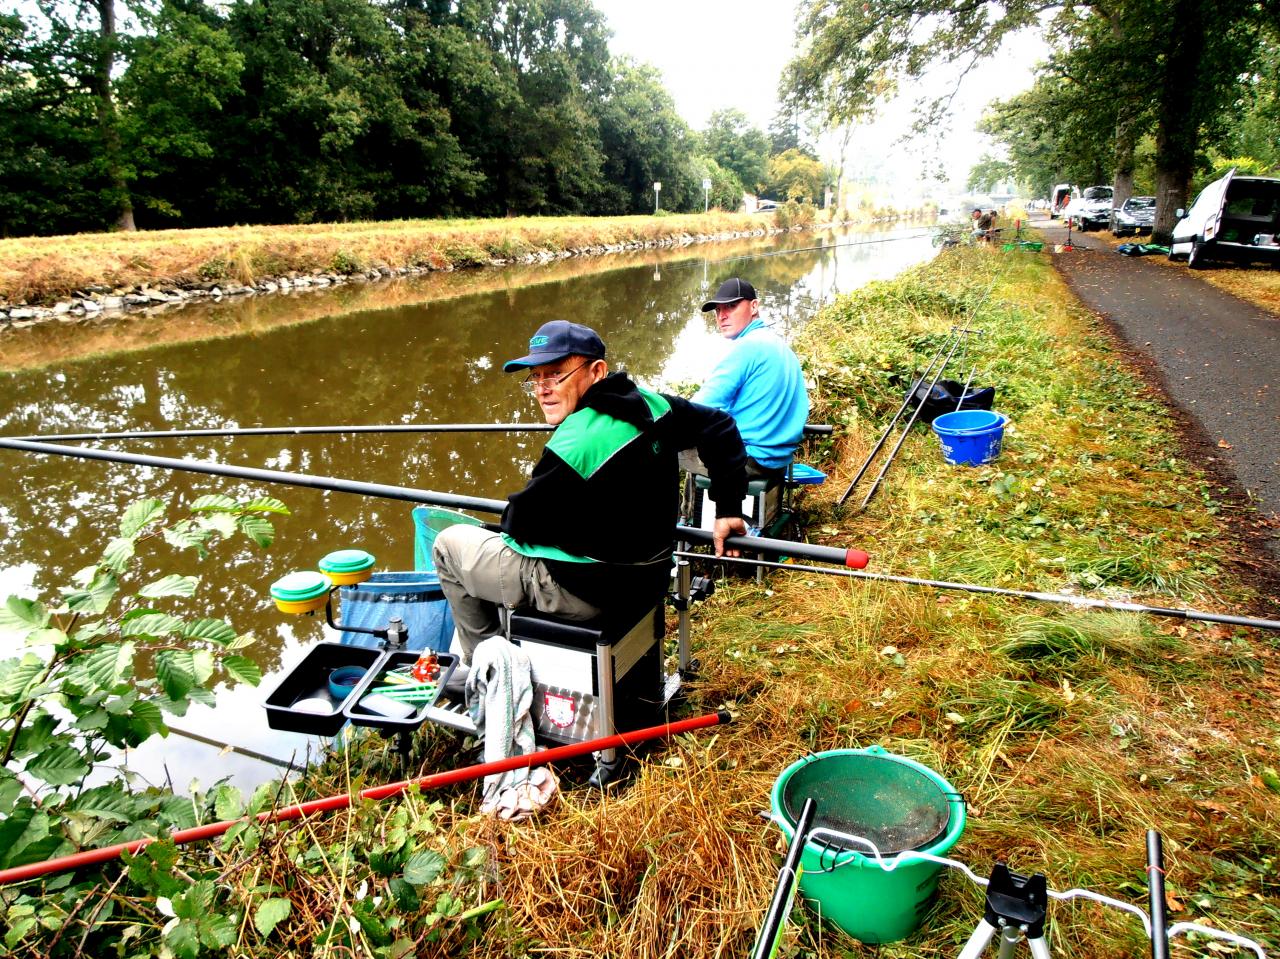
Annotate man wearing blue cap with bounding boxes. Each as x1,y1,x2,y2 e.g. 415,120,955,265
433,319,749,665
688,277,809,478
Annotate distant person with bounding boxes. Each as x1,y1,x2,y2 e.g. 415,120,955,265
976,209,996,240
683,277,809,479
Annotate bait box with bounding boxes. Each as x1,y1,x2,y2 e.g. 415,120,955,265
263,642,383,736
343,650,458,732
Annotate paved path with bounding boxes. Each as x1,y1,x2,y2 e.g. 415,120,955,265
1036,217,1280,558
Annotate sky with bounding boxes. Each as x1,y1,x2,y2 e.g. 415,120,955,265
590,0,1049,197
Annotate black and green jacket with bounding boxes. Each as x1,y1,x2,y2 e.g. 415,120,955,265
500,372,747,608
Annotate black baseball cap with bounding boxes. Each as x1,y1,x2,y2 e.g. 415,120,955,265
502,320,606,372
701,277,758,312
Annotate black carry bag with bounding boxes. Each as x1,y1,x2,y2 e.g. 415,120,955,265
896,374,996,425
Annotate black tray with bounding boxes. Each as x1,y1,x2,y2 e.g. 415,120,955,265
264,642,385,735
343,650,458,732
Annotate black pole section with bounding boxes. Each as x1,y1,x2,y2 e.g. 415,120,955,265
0,437,508,515
672,552,1280,633
751,797,816,959
17,423,836,443
678,526,869,569
0,438,869,567
1147,831,1170,959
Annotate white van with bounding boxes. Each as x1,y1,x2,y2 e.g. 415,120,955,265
1049,184,1077,219
1169,169,1280,269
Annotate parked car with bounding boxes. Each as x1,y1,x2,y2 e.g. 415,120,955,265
1063,185,1114,232
1050,183,1076,219
1169,169,1280,269
1110,196,1156,237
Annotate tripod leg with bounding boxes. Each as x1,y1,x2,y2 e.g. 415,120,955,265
957,920,999,959
995,925,1024,959
1027,935,1053,959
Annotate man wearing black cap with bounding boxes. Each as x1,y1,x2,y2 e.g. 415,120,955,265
432,319,749,665
689,277,808,478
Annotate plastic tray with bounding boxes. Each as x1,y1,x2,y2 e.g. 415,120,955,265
343,650,459,732
263,642,384,735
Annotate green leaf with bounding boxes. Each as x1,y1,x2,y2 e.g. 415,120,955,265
236,514,275,547
213,783,243,821
139,574,199,599
182,618,236,645
0,597,49,635
64,571,118,614
0,655,46,699
164,522,212,553
100,536,136,572
189,494,238,512
403,850,446,885
79,642,136,688
64,785,138,823
165,921,200,959
228,633,256,651
0,769,23,814
201,913,237,948
222,655,262,687
243,497,290,514
155,651,196,700
25,744,90,786
122,613,186,639
0,807,52,868
12,712,58,758
120,498,166,537
254,898,292,938
197,512,238,537
129,699,167,737
191,650,215,685
25,627,69,649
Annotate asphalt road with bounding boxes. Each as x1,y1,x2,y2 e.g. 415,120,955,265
1037,217,1280,558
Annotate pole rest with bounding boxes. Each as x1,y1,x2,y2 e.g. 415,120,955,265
668,574,715,612
984,863,1048,938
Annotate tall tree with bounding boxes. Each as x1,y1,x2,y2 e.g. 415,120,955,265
785,0,1280,242
701,108,771,194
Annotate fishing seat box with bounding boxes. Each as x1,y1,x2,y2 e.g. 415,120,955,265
692,474,783,535
509,602,666,746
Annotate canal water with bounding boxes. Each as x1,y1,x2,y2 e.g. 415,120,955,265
0,223,935,790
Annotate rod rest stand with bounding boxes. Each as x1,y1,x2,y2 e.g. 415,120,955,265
669,574,715,612
326,593,409,649
984,863,1048,938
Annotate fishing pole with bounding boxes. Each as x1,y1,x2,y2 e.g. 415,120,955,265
750,797,816,959
856,329,969,509
836,327,962,506
671,552,1280,633
0,438,870,567
710,230,934,265
14,423,835,444
0,710,733,885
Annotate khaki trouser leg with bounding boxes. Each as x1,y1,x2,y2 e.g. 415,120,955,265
432,524,600,665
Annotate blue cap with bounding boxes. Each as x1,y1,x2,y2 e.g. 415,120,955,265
502,320,606,372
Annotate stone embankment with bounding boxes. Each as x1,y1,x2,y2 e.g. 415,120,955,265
0,226,782,331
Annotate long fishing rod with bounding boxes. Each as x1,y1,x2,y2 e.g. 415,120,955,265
16,422,835,444
0,710,732,885
711,230,934,265
0,438,870,567
836,327,962,506
856,329,968,509
672,552,1280,633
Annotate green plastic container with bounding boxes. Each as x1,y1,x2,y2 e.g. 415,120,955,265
770,747,966,943
318,548,377,585
269,570,332,614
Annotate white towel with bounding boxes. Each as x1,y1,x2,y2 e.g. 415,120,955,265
465,636,556,817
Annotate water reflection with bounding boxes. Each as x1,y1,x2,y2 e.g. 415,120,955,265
0,223,934,789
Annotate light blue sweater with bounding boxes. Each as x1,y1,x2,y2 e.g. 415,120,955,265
693,319,809,470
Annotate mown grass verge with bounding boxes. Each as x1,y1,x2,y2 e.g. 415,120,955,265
3,241,1277,958
0,212,776,307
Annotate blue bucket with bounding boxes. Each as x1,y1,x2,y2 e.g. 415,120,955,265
932,410,1007,466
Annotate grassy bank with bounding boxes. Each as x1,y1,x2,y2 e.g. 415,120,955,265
0,211,791,307
4,242,1277,958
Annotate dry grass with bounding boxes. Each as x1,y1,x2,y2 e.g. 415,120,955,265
0,213,767,306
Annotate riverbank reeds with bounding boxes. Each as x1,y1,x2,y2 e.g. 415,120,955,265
3,241,1276,958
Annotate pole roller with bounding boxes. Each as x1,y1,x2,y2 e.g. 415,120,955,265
0,710,732,885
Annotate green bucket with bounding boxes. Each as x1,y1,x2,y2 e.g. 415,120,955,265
769,747,966,943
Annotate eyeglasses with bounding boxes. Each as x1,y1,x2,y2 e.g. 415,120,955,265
520,361,589,394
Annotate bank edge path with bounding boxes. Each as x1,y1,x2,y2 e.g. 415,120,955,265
1037,218,1280,559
